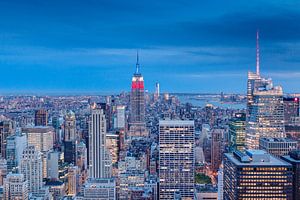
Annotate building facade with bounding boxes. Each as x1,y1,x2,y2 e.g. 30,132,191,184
224,150,293,200
259,137,298,157
159,120,195,200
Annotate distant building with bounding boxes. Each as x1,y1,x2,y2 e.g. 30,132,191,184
47,151,59,180
46,180,65,200
154,82,160,101
159,120,195,200
6,134,27,172
283,97,299,125
224,150,293,200
116,106,126,129
0,120,14,158
22,126,54,152
246,77,285,149
20,146,43,195
35,109,48,126
4,173,29,200
89,108,111,179
81,178,116,200
64,141,76,164
64,110,76,142
0,158,7,186
211,129,224,173
129,53,147,138
281,150,300,200
67,165,79,196
217,165,223,200
106,132,119,166
259,137,298,157
228,113,246,152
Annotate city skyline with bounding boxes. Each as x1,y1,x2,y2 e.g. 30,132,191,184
0,1,300,93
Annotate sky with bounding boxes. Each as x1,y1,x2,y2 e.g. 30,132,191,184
0,0,300,94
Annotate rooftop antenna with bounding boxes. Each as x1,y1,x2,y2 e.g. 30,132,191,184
256,30,260,76
136,50,140,74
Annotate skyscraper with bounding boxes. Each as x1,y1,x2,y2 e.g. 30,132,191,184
246,31,285,149
64,110,76,141
35,109,48,126
228,113,246,152
129,52,147,138
211,129,224,173
88,107,110,179
6,134,27,173
20,146,43,195
159,120,195,200
246,83,285,149
283,97,300,125
0,158,7,186
246,31,261,118
116,105,125,129
154,82,160,101
22,126,54,153
0,120,14,159
224,150,293,200
281,150,300,200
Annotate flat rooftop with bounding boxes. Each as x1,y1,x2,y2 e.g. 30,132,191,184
225,150,292,167
159,120,194,126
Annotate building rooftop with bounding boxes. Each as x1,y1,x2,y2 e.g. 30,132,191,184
260,137,297,143
226,150,292,166
159,120,194,126
282,150,300,163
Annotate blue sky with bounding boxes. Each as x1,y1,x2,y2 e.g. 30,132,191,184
0,0,300,94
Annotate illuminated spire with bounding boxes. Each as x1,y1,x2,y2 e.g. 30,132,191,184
256,30,260,76
135,50,140,74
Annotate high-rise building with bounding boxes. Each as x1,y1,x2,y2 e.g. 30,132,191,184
228,113,246,152
64,141,76,164
0,158,7,186
22,126,54,152
20,146,43,195
0,120,14,159
159,120,195,200
154,82,160,101
224,150,293,200
63,111,77,164
64,110,76,141
281,150,300,200
6,134,27,173
106,132,119,166
116,105,125,129
47,151,59,180
217,165,223,200
283,97,300,125
129,53,147,138
259,137,298,157
89,108,110,179
211,129,224,173
246,32,285,149
246,81,285,149
67,165,79,196
4,173,29,200
76,141,87,172
35,109,48,126
81,178,116,200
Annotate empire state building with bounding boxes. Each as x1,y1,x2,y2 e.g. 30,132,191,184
129,53,148,138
